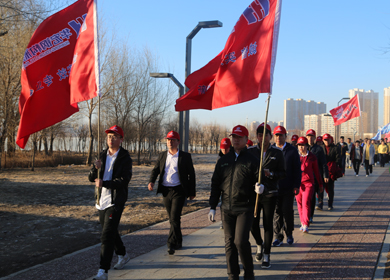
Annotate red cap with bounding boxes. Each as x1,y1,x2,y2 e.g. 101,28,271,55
105,125,124,138
247,140,254,146
306,129,316,137
297,136,308,145
273,126,287,135
291,135,299,142
220,138,231,149
165,130,180,141
230,125,249,137
316,136,323,142
257,122,272,134
322,133,331,140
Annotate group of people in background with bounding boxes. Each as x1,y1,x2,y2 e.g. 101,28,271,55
88,123,390,280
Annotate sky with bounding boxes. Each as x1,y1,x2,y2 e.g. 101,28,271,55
97,0,390,129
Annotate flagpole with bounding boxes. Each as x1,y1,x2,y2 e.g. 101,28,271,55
254,94,271,218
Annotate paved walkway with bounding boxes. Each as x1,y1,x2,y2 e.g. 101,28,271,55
2,166,389,280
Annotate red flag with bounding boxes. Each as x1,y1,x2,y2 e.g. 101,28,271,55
329,94,361,126
16,0,99,149
175,0,282,111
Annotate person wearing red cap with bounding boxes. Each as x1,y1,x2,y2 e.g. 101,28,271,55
318,134,341,211
271,125,301,247
306,129,329,223
316,136,323,147
296,137,323,234
291,135,299,148
88,125,133,280
209,125,259,280
148,130,196,255
248,123,286,268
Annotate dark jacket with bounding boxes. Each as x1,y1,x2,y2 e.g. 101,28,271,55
350,145,363,162
209,148,259,212
247,144,286,196
337,142,348,157
272,143,301,195
88,147,133,210
324,143,341,167
149,150,196,198
309,143,329,180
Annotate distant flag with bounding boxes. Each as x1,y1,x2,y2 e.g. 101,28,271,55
175,0,282,111
372,129,381,141
381,123,390,134
329,94,361,126
16,0,100,149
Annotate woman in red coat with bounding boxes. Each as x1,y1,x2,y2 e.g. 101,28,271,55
296,137,323,233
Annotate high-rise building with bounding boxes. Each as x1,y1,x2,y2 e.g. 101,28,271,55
278,120,284,127
304,114,321,135
320,114,335,136
348,88,378,136
384,87,390,126
284,98,326,131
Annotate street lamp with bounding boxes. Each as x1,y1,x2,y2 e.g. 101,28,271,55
184,20,223,152
150,72,184,151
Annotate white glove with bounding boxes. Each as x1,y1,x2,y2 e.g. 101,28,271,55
255,183,264,194
208,209,216,222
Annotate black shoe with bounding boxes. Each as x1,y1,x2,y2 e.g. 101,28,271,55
261,260,271,269
255,244,263,262
167,247,175,255
174,243,182,250
228,274,239,280
243,274,255,280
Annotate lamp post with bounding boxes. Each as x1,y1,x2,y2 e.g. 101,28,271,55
150,72,184,151
184,20,223,152
336,97,350,140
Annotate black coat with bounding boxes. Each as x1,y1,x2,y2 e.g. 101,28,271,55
350,145,363,162
324,143,341,167
209,148,259,212
89,147,133,210
149,150,196,198
309,143,329,180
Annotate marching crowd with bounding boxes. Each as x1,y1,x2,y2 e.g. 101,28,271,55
88,124,390,280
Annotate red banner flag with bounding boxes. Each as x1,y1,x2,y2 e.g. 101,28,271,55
329,94,361,126
16,0,99,149
175,0,282,111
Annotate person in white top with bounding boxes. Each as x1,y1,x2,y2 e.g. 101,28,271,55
89,125,133,280
148,130,196,255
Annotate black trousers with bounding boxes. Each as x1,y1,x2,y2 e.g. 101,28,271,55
273,193,295,240
162,185,185,248
353,159,361,174
222,209,254,279
341,155,346,174
99,206,126,271
310,180,322,219
318,179,335,208
379,154,386,167
251,195,276,255
364,160,373,175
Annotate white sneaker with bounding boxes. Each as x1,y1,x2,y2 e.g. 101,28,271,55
366,175,368,177
114,253,130,269
356,174,358,177
93,269,107,280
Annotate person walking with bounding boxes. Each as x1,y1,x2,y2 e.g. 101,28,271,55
296,137,323,233
316,136,324,147
363,139,375,177
272,126,301,246
148,131,196,255
378,139,388,167
306,129,329,221
209,125,259,280
218,137,232,229
350,140,363,176
88,125,133,280
248,123,286,268
317,134,340,211
337,136,348,176
346,138,353,169
291,135,299,148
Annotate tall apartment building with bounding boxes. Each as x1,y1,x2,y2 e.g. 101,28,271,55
304,115,321,135
384,87,390,126
284,98,326,131
320,114,335,136
348,88,378,135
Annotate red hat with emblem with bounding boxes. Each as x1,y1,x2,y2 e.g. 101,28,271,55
273,126,287,135
220,138,231,149
322,133,331,140
297,136,308,145
247,140,254,146
230,125,248,137
165,130,180,141
316,136,323,142
291,135,299,141
306,129,316,137
105,125,124,138
257,122,272,134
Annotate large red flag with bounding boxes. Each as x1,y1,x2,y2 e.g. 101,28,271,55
175,0,282,111
16,0,99,149
329,94,361,126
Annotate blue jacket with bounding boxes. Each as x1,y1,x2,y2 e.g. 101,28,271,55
273,143,301,195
